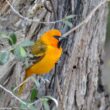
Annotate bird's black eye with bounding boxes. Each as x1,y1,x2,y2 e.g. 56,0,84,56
54,36,60,40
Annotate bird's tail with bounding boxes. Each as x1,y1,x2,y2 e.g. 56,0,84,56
18,68,31,95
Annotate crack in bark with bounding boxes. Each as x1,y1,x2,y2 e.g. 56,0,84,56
74,90,78,110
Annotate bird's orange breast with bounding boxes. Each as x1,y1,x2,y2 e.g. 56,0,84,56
26,45,62,76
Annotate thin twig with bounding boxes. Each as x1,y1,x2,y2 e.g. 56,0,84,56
13,76,32,91
13,75,41,91
28,99,41,107
0,107,27,110
0,0,109,109
0,17,7,21
62,0,108,38
5,0,109,37
5,0,62,24
0,84,26,105
0,37,32,53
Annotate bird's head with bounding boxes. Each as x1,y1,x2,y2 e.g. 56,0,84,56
40,29,63,48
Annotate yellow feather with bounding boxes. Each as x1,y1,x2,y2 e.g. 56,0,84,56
18,29,62,95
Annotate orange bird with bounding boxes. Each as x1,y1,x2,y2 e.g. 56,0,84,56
18,29,63,94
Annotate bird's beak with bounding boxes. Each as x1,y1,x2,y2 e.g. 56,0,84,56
54,36,60,40
54,36,66,48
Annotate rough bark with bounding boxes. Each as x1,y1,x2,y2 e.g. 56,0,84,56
55,0,110,110
0,0,109,110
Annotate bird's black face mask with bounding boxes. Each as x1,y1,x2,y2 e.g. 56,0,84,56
54,36,65,48
58,38,65,48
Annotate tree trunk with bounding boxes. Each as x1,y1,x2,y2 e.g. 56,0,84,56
55,0,110,110
0,0,109,110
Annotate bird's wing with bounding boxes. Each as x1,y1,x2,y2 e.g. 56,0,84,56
28,39,47,65
18,40,47,95
31,39,47,57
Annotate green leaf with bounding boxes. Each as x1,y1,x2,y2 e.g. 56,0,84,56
19,103,28,110
64,15,75,20
63,20,73,28
20,39,34,47
31,88,38,102
20,103,37,110
0,52,9,65
31,77,40,88
24,58,30,68
0,32,17,45
43,100,50,110
8,33,17,45
28,105,37,110
0,33,9,39
14,46,27,60
20,46,27,57
44,96,58,107
41,98,49,102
